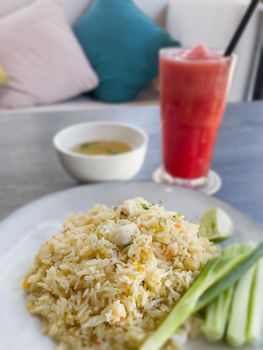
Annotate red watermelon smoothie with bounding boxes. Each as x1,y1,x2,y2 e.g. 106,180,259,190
160,44,235,187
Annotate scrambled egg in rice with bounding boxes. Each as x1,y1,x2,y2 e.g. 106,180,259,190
23,198,216,350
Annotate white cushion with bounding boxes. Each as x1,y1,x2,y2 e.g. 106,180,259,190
0,0,99,108
0,0,91,25
0,0,169,25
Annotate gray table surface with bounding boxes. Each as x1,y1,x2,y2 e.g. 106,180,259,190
1,102,263,224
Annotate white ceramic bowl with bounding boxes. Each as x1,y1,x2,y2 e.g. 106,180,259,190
53,122,148,182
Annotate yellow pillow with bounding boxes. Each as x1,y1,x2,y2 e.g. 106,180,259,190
0,66,8,85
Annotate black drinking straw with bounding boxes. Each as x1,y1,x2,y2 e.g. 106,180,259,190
224,0,260,57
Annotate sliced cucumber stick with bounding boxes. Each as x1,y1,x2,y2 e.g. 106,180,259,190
226,265,256,347
246,258,263,345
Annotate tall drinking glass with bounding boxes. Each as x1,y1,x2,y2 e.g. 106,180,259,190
160,45,236,188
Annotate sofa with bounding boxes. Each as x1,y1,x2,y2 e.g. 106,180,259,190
0,0,262,114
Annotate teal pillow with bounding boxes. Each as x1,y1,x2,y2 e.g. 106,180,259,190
74,0,180,102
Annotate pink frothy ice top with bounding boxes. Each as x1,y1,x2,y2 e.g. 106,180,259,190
161,44,223,62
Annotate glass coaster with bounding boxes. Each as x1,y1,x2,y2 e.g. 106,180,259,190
152,167,222,195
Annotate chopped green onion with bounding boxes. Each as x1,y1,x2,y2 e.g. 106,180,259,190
105,148,117,155
141,203,150,210
80,142,95,149
176,212,182,220
158,217,167,227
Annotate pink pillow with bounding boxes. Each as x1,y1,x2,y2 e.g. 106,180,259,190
0,0,99,109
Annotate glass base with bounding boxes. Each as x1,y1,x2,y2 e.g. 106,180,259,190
152,167,222,195
161,169,207,189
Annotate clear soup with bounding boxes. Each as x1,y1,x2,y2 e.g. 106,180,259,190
71,140,132,156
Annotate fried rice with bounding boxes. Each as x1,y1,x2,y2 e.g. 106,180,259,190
23,197,216,350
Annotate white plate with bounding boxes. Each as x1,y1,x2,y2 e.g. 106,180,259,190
0,182,262,350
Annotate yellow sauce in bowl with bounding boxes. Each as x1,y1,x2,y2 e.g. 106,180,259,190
71,140,132,156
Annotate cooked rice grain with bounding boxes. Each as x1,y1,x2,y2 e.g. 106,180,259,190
23,198,216,350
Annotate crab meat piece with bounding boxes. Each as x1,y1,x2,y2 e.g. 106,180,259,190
112,223,138,247
120,197,147,217
102,300,126,323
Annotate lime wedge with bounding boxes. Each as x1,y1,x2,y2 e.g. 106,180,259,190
198,208,234,242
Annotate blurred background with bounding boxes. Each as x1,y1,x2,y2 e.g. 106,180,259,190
0,0,262,113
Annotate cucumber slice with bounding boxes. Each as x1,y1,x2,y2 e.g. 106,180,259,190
198,208,234,242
